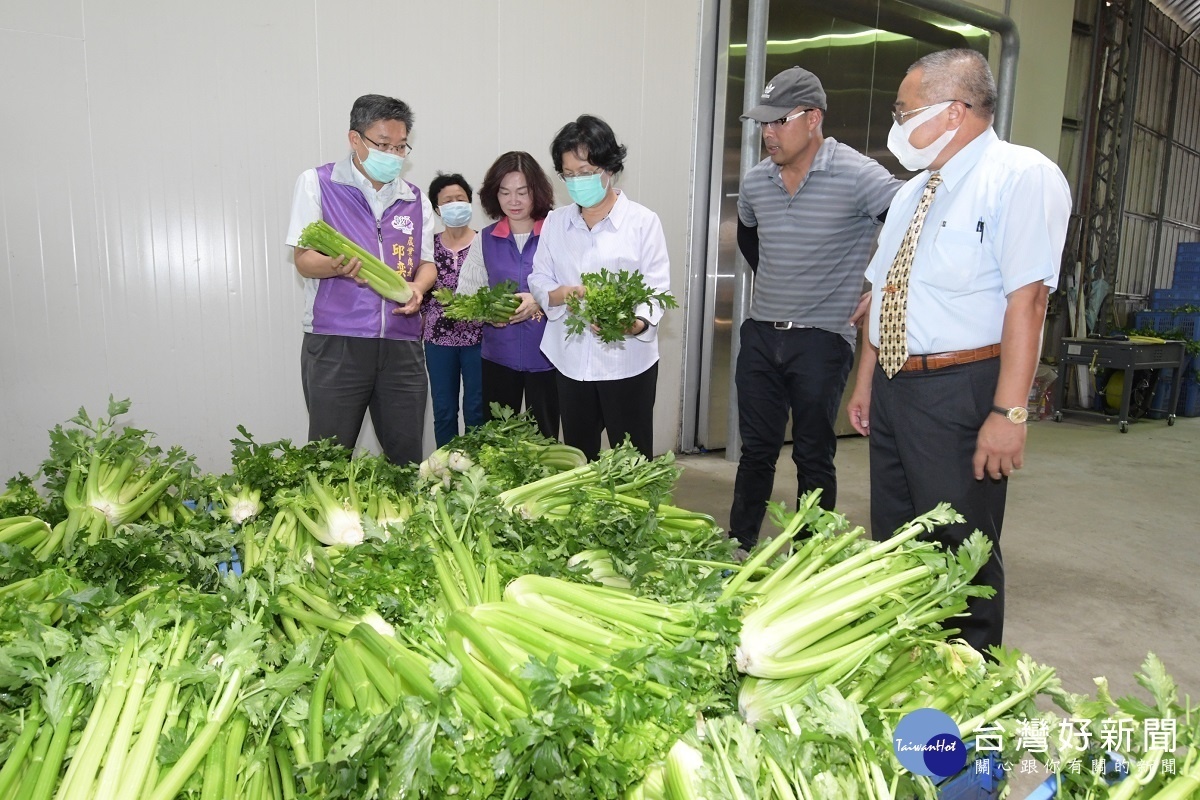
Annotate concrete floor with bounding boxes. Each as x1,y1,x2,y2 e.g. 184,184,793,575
671,414,1200,703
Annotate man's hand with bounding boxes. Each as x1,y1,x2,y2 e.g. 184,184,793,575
848,291,871,327
973,414,1026,480
847,385,871,436
394,284,423,315
330,254,363,279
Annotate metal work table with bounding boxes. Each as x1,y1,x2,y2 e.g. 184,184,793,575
1053,337,1187,432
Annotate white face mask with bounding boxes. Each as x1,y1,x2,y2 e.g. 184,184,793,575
887,101,955,171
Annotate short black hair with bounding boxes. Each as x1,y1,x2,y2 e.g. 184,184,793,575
349,94,414,135
479,152,555,221
428,173,473,211
550,115,627,175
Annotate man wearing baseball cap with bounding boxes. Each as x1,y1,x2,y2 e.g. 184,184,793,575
729,66,902,551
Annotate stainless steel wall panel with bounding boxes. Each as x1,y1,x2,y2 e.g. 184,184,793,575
697,0,992,449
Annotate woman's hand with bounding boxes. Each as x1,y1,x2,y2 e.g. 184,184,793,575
622,318,650,336
548,284,585,307
507,292,542,324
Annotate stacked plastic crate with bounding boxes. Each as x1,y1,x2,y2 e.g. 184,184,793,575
1137,242,1200,417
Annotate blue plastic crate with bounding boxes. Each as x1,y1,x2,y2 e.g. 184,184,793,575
1134,310,1183,333
1180,374,1200,417
1169,270,1200,290
1147,371,1175,419
1149,288,1200,310
938,754,1004,800
1133,311,1200,340
1176,241,1200,262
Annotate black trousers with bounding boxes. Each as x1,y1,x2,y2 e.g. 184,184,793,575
300,333,427,465
481,358,560,440
730,321,853,548
868,358,1007,653
556,362,658,461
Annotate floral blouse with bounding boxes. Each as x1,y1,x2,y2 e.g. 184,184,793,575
423,232,484,347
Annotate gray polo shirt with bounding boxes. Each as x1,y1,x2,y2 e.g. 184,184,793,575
738,137,901,345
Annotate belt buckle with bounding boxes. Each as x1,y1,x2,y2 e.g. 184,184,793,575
773,321,794,330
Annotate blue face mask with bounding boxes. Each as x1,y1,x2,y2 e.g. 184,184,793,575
359,148,404,183
565,173,608,208
439,201,473,228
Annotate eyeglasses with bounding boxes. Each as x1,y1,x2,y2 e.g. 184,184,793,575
560,168,604,180
891,100,972,125
761,109,814,129
357,131,412,156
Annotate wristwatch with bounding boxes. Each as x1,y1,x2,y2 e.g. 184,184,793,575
991,405,1029,424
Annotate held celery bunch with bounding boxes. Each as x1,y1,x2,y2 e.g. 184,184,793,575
565,269,677,343
434,280,522,323
297,220,413,303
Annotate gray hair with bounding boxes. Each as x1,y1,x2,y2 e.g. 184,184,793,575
349,94,414,135
908,49,996,116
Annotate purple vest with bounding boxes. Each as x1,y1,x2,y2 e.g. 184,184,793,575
480,219,553,372
312,163,424,340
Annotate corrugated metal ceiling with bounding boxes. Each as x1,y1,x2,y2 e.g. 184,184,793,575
1151,0,1200,39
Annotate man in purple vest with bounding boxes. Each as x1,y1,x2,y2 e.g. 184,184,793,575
285,94,436,465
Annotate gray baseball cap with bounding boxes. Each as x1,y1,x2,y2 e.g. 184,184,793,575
742,66,827,122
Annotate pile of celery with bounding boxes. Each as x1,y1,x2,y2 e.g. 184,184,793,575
0,399,1197,800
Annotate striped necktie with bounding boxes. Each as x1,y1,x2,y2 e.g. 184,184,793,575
878,173,943,378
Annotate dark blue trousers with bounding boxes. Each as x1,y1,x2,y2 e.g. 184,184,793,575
425,342,484,448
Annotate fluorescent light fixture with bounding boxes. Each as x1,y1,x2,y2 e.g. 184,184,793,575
729,24,988,55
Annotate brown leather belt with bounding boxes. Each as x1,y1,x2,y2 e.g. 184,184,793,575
899,343,1001,372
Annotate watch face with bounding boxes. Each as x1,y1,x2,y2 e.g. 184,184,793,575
1008,407,1029,424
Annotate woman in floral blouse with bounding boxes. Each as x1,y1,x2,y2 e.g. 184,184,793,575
422,172,484,447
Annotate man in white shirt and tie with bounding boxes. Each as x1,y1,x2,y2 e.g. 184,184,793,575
846,49,1072,653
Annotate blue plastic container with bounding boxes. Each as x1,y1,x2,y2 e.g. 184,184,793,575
1147,371,1176,419
1133,311,1200,340
1149,288,1200,310
937,754,1005,800
1179,374,1200,417
1176,241,1200,263
1169,270,1200,290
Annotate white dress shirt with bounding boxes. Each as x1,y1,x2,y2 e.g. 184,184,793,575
528,191,670,381
865,127,1071,354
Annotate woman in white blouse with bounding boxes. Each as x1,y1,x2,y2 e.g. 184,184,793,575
527,115,671,460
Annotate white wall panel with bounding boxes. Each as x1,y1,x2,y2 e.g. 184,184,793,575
0,0,83,38
0,0,705,477
0,26,106,476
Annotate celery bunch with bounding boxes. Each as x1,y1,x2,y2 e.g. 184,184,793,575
297,220,413,303
565,269,677,343
433,280,521,323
